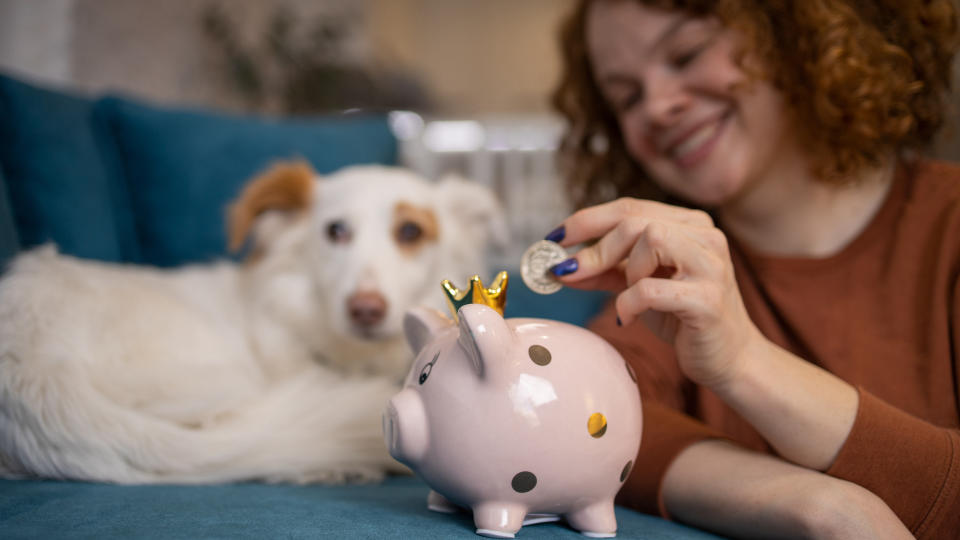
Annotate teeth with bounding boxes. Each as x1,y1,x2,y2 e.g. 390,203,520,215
671,121,719,159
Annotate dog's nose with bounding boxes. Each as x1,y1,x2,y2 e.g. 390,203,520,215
347,291,388,328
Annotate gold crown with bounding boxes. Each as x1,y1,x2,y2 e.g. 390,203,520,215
441,271,508,322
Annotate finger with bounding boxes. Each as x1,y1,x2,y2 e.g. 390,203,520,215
684,223,731,260
615,277,717,327
558,267,627,292
555,198,714,247
555,217,718,285
622,221,719,285
553,215,652,283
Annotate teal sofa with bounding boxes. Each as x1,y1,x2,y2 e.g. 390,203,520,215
0,72,719,539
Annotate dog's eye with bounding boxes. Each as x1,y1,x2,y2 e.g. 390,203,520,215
325,220,351,243
396,221,423,244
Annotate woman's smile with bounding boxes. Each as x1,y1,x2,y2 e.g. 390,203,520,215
659,110,730,168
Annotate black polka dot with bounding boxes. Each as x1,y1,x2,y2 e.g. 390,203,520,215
620,460,633,482
528,345,551,366
511,471,537,493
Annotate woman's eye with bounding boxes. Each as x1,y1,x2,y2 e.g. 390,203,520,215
670,31,718,69
617,89,643,112
671,46,704,69
396,221,423,244
325,220,351,243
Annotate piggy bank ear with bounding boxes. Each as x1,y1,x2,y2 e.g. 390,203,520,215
404,306,454,354
457,304,513,378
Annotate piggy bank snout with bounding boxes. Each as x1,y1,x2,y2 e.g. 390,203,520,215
383,388,429,465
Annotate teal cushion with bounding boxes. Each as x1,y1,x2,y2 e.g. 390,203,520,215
0,476,722,539
504,271,610,328
0,73,133,262
0,166,20,272
97,97,398,267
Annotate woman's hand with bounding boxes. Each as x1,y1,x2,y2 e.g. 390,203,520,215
550,197,860,471
550,197,762,389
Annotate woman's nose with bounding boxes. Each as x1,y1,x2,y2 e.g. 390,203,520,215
641,72,688,125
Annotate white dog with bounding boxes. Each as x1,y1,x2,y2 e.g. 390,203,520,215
0,161,505,484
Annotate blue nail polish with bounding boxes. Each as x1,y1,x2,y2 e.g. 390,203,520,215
545,225,565,243
550,258,578,277
616,316,622,327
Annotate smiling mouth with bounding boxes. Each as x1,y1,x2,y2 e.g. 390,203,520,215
665,113,729,167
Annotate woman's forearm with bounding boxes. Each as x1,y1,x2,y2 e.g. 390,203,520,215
660,439,913,539
712,335,860,471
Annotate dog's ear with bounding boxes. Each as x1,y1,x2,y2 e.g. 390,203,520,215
435,175,509,249
227,160,317,255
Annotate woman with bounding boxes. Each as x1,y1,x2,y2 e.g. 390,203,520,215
549,0,959,538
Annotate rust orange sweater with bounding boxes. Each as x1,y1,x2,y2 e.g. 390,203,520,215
593,160,960,538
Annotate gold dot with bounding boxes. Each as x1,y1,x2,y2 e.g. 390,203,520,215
528,345,551,366
588,413,607,438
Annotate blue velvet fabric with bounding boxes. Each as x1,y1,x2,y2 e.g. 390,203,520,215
0,167,19,271
504,274,610,327
0,476,723,539
98,97,398,267
0,72,399,268
0,73,129,262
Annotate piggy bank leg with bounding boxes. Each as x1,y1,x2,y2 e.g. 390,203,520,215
472,502,526,538
427,490,459,514
564,499,617,538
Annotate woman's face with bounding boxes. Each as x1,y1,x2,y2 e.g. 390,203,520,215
586,1,794,207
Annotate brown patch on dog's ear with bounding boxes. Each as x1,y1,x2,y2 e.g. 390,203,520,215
393,201,439,256
227,161,316,253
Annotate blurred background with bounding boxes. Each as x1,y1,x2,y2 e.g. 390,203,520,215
0,0,580,268
0,0,958,268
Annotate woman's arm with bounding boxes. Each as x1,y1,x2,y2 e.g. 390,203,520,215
710,336,858,471
553,198,960,535
660,439,913,539
553,198,858,469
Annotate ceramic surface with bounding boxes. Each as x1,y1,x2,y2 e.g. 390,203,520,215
384,304,642,538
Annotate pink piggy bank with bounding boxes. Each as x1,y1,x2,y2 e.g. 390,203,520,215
383,302,642,538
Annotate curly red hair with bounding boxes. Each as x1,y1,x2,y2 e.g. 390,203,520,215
553,0,960,208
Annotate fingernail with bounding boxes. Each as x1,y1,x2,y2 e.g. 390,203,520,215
550,258,578,277
545,225,565,243
616,316,622,327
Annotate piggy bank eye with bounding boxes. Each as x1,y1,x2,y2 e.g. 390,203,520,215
419,351,440,385
418,364,431,384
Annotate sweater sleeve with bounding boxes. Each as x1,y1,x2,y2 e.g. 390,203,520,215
826,257,960,538
616,399,726,518
589,304,725,518
826,388,960,538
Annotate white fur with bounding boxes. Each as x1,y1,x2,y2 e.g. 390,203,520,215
0,165,506,484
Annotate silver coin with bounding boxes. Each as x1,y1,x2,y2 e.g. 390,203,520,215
520,240,569,295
